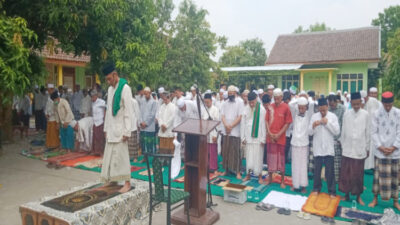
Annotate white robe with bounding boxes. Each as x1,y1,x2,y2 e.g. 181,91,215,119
77,117,94,151
364,97,382,169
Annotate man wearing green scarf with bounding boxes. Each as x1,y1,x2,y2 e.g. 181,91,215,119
101,63,133,193
241,91,266,184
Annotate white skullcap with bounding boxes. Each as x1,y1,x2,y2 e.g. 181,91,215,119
268,84,275,89
47,84,55,88
190,86,196,91
69,120,77,128
337,90,342,94
223,91,228,99
227,85,236,92
177,98,185,108
329,92,335,96
205,89,212,94
273,88,283,96
252,90,258,94
369,87,378,92
243,89,250,95
258,89,264,94
344,91,348,94
360,90,367,98
297,97,308,106
144,87,151,92
299,90,307,96
235,87,239,93
158,87,165,94
219,88,224,93
283,89,288,92
67,88,72,93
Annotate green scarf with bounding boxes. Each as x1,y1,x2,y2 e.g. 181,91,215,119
251,102,261,138
112,78,128,116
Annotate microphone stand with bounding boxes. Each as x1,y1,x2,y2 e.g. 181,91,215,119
195,86,218,209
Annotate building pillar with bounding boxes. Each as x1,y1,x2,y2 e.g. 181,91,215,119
300,71,304,91
57,64,63,86
328,70,332,93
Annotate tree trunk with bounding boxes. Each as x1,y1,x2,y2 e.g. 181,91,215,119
0,93,14,143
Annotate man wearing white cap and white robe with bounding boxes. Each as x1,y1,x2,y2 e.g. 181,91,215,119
369,87,378,99
363,88,382,170
290,97,314,193
267,84,275,103
45,84,60,148
241,92,266,184
220,85,243,179
157,91,177,155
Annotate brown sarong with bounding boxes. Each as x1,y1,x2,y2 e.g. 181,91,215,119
92,124,105,155
159,137,174,154
128,130,139,159
222,135,241,174
339,156,364,195
46,121,60,148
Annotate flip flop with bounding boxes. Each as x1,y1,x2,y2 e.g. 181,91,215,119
321,216,329,223
277,208,286,215
283,208,291,215
297,211,304,219
303,213,311,220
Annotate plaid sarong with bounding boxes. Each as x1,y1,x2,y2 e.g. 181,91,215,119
373,158,399,200
308,136,314,175
140,131,156,154
334,140,342,182
128,130,139,159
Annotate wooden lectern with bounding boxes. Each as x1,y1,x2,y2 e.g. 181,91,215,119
171,118,220,225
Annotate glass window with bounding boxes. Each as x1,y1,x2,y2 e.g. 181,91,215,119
293,81,298,88
287,82,292,88
358,73,363,79
282,82,286,90
337,74,341,79
282,75,286,80
293,75,299,80
351,81,357,93
343,81,348,92
358,80,363,91
342,74,349,79
337,81,341,91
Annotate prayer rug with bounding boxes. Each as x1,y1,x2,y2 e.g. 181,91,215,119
262,190,308,211
46,152,88,165
302,193,341,218
60,155,101,167
131,166,145,172
75,158,103,168
173,173,219,183
41,183,134,212
335,206,382,222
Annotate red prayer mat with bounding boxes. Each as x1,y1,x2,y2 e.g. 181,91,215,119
46,152,88,165
60,155,101,167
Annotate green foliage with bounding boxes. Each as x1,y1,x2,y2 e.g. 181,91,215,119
158,0,219,91
293,22,332,33
383,28,400,97
219,38,267,67
0,12,45,104
372,5,400,53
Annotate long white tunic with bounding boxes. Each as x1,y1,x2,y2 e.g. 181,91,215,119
157,102,176,138
340,109,370,159
130,98,140,132
202,105,220,144
371,106,400,159
103,81,133,143
71,91,83,112
80,95,92,117
308,112,340,157
174,100,199,127
220,99,243,137
364,97,382,169
92,98,106,127
77,117,94,151
45,98,56,122
289,100,314,147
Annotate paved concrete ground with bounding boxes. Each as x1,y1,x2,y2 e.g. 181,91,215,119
0,135,349,225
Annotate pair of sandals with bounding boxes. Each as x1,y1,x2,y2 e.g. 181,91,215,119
255,202,274,211
297,211,311,220
321,216,335,224
277,208,291,215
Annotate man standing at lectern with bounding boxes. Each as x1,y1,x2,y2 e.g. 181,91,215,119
221,85,243,179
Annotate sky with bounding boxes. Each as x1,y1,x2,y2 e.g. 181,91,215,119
172,0,400,60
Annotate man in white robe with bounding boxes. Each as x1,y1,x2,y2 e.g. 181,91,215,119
157,91,177,154
101,63,133,193
241,92,266,184
80,89,92,118
73,117,94,152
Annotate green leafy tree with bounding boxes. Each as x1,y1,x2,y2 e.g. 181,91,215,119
219,38,267,67
294,22,332,33
372,5,400,52
383,28,400,97
159,0,219,90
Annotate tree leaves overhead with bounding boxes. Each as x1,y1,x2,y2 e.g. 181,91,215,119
293,22,332,33
372,5,400,53
219,38,267,67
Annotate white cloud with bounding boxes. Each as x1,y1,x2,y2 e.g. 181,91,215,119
173,0,400,60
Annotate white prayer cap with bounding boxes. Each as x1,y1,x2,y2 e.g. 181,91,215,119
297,97,308,106
190,86,196,91
69,120,77,128
360,90,367,98
205,89,212,94
243,89,250,95
344,91,348,94
158,87,165,94
283,89,288,92
223,91,228,99
177,98,185,108
67,88,72,93
252,90,258,94
329,92,335,96
369,87,378,92
144,87,151,92
235,87,240,93
268,84,275,89
273,88,283,96
299,90,307,96
47,83,55,89
227,85,236,92
258,89,264,94
337,90,342,94
219,88,224,93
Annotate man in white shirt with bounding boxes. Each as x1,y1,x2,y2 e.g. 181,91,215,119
339,92,370,205
80,89,92,118
91,89,106,156
369,87,378,99
241,92,266,184
34,86,47,131
157,91,176,154
128,95,140,162
363,88,382,170
220,85,243,179
369,91,400,210
71,85,83,120
45,84,60,148
139,87,158,160
73,116,94,152
290,96,314,193
309,97,340,197
202,93,220,175
101,63,133,193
